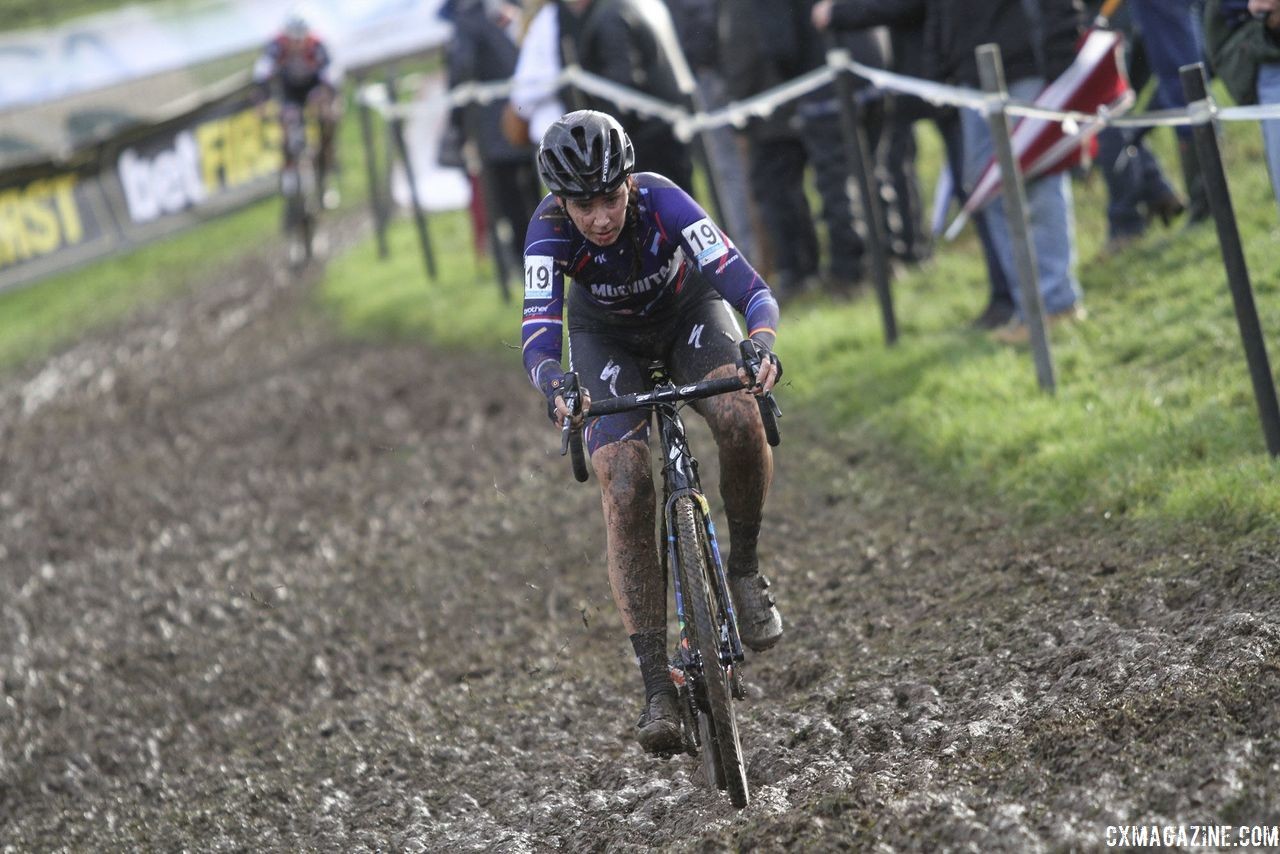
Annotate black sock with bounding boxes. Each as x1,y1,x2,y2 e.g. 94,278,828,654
726,516,760,578
630,628,674,700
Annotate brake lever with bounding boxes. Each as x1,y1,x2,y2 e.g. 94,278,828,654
738,339,762,390
559,373,581,456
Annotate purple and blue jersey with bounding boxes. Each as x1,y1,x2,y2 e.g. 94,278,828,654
520,172,779,393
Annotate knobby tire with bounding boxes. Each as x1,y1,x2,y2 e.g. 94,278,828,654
283,161,316,269
674,496,749,809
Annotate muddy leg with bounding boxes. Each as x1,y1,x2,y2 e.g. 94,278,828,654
591,439,664,634
593,438,675,711
693,363,772,576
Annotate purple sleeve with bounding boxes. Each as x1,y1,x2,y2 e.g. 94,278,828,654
521,199,568,396
651,182,779,348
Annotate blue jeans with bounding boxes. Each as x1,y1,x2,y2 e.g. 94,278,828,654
960,77,1081,318
1258,63,1280,220
1128,0,1204,141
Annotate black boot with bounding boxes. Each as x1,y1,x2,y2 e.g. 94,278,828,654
630,630,682,755
1177,138,1212,226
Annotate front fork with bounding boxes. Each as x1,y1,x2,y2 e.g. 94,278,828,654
664,487,747,717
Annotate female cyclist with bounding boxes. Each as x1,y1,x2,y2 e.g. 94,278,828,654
521,110,783,755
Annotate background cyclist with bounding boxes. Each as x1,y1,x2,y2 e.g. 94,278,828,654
520,110,784,755
252,13,341,210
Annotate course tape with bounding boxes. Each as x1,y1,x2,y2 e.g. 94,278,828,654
359,50,1280,139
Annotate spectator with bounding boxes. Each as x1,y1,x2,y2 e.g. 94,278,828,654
506,0,567,146
794,0,890,293
811,0,1015,327
1205,0,1280,218
812,0,929,263
1091,1,1187,256
719,0,821,300
441,0,544,259
662,0,760,260
922,0,1087,344
556,0,696,191
1126,0,1212,226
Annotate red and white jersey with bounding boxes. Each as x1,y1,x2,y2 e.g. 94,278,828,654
252,34,335,94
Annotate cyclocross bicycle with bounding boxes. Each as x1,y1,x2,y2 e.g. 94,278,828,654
279,102,319,270
559,340,781,810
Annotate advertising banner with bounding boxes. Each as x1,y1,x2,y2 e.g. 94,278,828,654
0,158,118,291
101,89,283,243
0,84,289,293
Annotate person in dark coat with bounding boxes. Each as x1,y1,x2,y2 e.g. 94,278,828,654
813,0,1015,326
662,0,760,260
441,0,544,259
1125,0,1212,225
719,0,821,299
557,0,696,191
814,0,930,264
792,0,890,292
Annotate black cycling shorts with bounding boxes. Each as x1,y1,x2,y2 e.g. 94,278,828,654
567,272,743,454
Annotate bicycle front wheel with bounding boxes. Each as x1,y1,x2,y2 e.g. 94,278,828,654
674,495,749,809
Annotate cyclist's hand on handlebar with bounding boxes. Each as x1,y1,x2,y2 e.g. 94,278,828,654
738,339,783,396
545,372,590,428
552,387,591,429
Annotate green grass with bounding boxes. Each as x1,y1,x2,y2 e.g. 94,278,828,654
0,204,276,369
0,96,372,372
318,113,1280,541
0,0,172,30
322,210,522,357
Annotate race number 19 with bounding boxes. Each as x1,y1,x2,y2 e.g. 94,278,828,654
682,218,730,267
525,255,555,299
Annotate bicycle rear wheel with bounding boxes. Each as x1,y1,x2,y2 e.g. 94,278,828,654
674,496,748,809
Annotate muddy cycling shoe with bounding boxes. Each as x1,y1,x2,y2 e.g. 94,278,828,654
729,572,783,652
635,690,683,756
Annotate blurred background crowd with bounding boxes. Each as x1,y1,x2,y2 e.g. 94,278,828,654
434,0,1280,342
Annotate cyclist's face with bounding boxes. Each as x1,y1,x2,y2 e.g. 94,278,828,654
562,184,628,247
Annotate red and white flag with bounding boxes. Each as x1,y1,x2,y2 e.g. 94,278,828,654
944,27,1134,240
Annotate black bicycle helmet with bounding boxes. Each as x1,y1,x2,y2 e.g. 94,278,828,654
537,110,635,199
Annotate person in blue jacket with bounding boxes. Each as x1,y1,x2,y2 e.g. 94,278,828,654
520,110,784,755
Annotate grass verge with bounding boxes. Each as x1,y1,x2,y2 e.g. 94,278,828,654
0,96,372,372
319,116,1280,542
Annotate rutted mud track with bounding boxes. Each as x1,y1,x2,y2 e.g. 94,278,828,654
2,233,1278,852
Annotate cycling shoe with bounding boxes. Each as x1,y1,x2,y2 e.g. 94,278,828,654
730,572,783,652
635,690,682,755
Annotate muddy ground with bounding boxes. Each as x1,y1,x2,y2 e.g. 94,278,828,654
1,223,1279,853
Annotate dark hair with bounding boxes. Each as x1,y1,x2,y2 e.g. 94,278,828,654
537,110,635,199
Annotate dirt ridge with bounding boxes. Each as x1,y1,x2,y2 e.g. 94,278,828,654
1,234,1277,852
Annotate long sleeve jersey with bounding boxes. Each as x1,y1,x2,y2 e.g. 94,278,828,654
252,35,335,100
521,172,779,392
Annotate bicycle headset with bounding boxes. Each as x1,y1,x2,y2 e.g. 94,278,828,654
536,110,635,200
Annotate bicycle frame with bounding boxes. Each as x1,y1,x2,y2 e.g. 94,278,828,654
279,105,316,199
278,103,318,267
651,392,747,680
